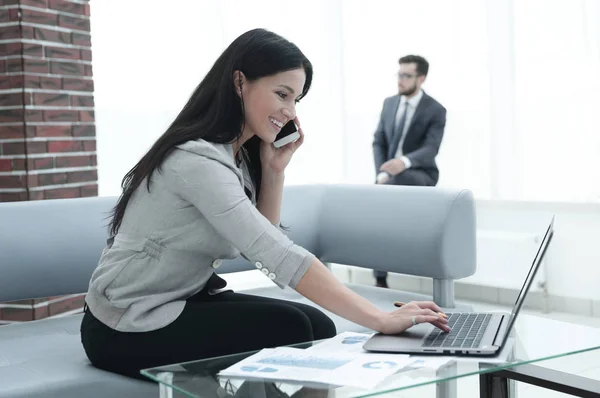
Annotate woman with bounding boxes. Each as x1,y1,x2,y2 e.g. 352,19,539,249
80,28,449,380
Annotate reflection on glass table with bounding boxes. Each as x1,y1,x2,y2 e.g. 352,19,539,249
142,314,600,398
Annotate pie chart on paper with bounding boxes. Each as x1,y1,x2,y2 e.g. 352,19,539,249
362,361,398,369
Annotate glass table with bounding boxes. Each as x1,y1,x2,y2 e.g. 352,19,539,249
142,313,600,398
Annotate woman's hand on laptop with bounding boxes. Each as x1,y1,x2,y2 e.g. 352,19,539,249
380,301,451,334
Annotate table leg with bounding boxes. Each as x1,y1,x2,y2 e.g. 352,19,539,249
157,372,174,398
436,362,457,398
480,364,600,397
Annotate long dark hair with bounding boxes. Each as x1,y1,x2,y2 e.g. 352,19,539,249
108,28,313,236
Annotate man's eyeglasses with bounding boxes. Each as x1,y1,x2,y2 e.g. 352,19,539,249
397,73,419,80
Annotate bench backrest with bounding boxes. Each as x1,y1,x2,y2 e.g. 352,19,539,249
0,184,476,302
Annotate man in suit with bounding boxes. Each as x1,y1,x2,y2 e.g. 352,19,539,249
372,55,447,288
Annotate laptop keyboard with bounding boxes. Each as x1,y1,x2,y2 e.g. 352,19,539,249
422,313,492,349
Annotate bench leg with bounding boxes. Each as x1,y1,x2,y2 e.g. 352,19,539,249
433,279,455,308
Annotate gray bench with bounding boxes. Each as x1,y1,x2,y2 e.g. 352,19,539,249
0,184,476,397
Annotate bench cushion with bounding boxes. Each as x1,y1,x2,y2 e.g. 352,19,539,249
0,284,470,398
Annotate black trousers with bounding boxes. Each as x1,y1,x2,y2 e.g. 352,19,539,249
374,169,436,280
80,288,337,381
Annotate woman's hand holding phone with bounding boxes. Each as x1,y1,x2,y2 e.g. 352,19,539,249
260,116,304,175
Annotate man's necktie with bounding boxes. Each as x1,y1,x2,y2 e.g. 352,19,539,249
394,102,409,141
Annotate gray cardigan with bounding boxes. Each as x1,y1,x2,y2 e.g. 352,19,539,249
85,139,315,332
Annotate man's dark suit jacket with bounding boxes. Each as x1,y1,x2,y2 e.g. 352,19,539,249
372,91,446,185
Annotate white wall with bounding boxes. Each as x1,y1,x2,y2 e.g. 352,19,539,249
89,1,600,303
91,0,600,201
91,0,346,196
476,200,600,301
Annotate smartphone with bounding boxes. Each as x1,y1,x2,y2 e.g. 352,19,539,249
273,120,300,148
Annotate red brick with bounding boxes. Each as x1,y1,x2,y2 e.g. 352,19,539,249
47,140,82,152
0,42,22,56
21,8,57,26
26,141,48,154
71,32,91,46
80,49,92,61
67,169,96,183
84,64,93,76
0,75,23,90
33,305,49,320
45,46,80,60
62,77,93,91
0,159,12,171
24,59,50,74
47,294,85,316
58,14,89,31
80,184,97,197
21,25,35,40
0,307,33,322
0,192,28,202
0,59,4,73
25,109,44,122
8,8,19,21
50,61,85,76
12,158,26,170
40,76,62,90
21,0,48,6
43,110,79,122
0,8,16,23
33,93,69,106
33,157,54,170
38,172,67,185
71,124,95,137
44,186,80,199
90,155,96,165
79,110,94,122
83,140,95,151
24,75,41,89
34,27,71,44
0,175,25,189
71,95,94,107
0,109,24,123
27,173,39,187
55,155,91,167
31,125,71,137
23,43,43,57
0,93,22,107
29,190,43,200
5,58,22,73
0,158,27,173
0,141,26,155
83,3,90,17
1,159,25,173
0,0,20,5
49,0,85,15
41,296,64,303
0,24,20,40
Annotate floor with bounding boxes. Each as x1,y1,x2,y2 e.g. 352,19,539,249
222,270,600,397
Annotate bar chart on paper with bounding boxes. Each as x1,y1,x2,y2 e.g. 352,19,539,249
258,355,351,370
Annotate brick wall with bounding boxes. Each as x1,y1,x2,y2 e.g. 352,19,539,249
0,0,95,324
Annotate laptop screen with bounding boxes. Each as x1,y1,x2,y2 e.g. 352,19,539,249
499,216,555,347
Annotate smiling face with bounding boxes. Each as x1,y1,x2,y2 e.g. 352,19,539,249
237,68,306,144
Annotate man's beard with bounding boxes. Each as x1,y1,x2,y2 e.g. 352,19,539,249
400,85,417,96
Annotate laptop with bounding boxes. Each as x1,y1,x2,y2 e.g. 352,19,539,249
363,216,555,356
